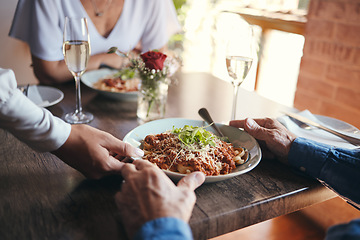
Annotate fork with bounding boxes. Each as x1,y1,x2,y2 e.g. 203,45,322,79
286,112,360,147
198,108,225,137
18,84,30,97
289,116,313,130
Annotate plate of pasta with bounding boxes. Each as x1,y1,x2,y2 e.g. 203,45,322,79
123,118,262,183
81,68,139,101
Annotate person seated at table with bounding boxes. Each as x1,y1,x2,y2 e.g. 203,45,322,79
0,68,204,240
9,0,181,85
0,68,144,179
116,117,360,240
0,66,204,239
229,117,360,240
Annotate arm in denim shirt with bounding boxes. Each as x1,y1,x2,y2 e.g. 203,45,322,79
289,137,360,205
289,137,360,240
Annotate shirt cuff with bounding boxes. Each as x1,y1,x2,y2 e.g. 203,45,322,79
288,137,331,178
134,217,193,240
326,219,360,240
0,89,71,152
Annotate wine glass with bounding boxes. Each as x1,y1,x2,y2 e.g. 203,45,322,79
225,16,254,120
63,17,93,124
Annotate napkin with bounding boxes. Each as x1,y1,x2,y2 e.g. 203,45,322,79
277,110,360,149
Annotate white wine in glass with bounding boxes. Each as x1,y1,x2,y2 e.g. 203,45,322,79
225,19,254,120
63,17,93,124
226,56,253,86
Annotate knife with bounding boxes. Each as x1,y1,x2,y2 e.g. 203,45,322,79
284,111,360,146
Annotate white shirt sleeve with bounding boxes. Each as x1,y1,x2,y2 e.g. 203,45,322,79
0,68,71,152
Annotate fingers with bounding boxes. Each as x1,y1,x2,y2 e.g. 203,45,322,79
132,159,156,170
229,120,245,128
231,118,277,129
121,159,206,191
106,155,126,171
243,118,270,141
231,118,270,142
120,159,157,179
177,172,205,191
103,134,144,158
120,163,138,179
230,118,267,131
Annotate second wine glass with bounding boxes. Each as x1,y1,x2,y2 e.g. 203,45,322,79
225,16,254,120
63,16,93,124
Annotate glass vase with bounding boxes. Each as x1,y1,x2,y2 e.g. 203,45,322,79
137,79,169,122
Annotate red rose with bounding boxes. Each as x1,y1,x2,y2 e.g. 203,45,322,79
140,51,167,70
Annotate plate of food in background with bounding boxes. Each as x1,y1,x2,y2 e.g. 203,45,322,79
81,68,139,101
123,118,262,183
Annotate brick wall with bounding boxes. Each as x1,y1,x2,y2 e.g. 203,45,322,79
294,0,360,129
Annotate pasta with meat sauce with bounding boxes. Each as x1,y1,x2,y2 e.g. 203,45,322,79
93,68,139,93
93,77,139,92
142,126,249,176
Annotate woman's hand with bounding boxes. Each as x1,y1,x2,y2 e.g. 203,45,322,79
31,53,128,85
52,124,144,179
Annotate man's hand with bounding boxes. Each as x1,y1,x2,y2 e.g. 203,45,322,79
230,118,297,163
52,124,144,179
115,160,205,238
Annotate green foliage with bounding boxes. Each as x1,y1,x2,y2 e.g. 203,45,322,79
173,0,187,11
111,68,135,80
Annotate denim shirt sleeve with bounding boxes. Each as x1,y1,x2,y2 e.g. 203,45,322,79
288,137,360,205
326,219,360,240
134,217,193,240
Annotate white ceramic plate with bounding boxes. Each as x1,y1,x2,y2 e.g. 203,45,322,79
27,85,64,107
81,69,138,101
316,115,359,134
279,110,360,149
123,118,262,183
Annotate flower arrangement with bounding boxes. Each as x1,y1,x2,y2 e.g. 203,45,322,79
108,47,180,121
108,47,179,80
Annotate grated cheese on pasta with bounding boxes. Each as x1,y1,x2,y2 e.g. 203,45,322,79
142,130,248,176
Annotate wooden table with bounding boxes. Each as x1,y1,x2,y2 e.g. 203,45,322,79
0,72,336,240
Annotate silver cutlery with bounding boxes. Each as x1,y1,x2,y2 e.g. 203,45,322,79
198,108,226,138
18,84,29,96
288,116,313,130
285,111,360,146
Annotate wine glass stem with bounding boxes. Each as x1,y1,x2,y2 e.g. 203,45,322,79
231,83,240,121
74,74,83,115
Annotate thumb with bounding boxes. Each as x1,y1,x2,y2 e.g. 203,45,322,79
244,118,268,141
177,172,205,191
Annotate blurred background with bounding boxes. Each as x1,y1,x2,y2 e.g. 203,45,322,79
4,0,358,127
0,0,306,108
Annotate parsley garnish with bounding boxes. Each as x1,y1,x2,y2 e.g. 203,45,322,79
172,125,218,149
111,68,135,80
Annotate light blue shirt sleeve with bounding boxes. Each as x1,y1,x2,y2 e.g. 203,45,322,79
134,217,193,240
